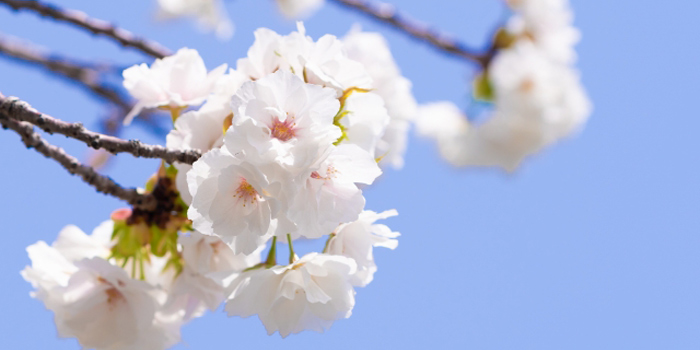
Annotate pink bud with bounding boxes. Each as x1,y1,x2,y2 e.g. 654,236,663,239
110,208,132,222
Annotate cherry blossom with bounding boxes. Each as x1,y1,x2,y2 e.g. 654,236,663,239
276,0,325,18
343,29,418,168
156,0,233,39
225,253,357,337
122,48,227,124
326,210,400,287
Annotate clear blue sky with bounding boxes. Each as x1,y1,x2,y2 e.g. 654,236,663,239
1,0,699,349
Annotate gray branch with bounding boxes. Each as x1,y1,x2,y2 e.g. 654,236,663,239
0,113,156,209
0,0,171,59
0,34,167,136
329,0,492,67
0,35,130,110
0,93,201,165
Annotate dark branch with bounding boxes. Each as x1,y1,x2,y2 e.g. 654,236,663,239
0,94,201,165
0,0,171,59
329,0,491,67
0,35,130,111
0,113,156,209
0,35,167,137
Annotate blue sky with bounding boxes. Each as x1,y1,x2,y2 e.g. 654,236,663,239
1,0,699,349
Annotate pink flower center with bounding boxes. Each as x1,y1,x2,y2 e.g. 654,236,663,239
310,165,338,180
233,178,259,207
270,117,297,142
97,277,125,310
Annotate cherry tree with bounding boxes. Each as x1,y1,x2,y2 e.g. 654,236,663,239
0,0,589,349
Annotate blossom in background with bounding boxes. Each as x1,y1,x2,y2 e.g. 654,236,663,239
417,0,590,171
506,0,580,64
122,48,227,124
416,102,500,169
156,0,233,39
225,253,357,337
326,210,400,287
276,0,325,18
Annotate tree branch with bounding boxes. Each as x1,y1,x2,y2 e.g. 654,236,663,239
329,0,491,67
0,94,201,165
0,35,130,110
0,34,168,137
0,113,156,209
0,0,170,59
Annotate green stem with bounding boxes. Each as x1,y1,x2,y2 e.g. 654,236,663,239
265,236,277,268
322,233,336,254
138,249,146,280
287,234,295,264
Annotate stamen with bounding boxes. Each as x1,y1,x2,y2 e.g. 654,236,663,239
270,116,297,141
310,166,338,181
233,178,259,207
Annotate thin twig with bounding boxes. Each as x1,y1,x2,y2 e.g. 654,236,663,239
329,0,492,67
0,0,170,59
0,94,201,165
0,113,156,209
0,34,168,137
0,35,130,111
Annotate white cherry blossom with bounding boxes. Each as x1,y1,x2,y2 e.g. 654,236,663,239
22,221,113,302
326,210,399,287
286,144,382,239
506,0,580,64
415,101,473,166
337,91,390,158
225,253,357,337
167,102,229,204
485,41,591,169
122,48,227,124
236,23,372,93
343,29,418,168
23,223,187,349
166,68,247,204
49,258,165,350
22,241,77,304
51,220,113,262
418,37,589,170
188,149,277,255
236,28,284,81
224,69,341,172
170,232,262,312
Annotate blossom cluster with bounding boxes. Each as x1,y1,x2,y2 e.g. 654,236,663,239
417,0,592,171
23,23,408,349
21,0,592,345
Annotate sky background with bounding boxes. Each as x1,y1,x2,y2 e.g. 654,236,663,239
1,0,699,349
